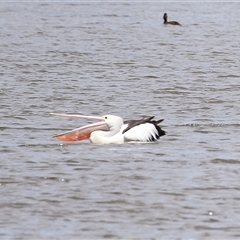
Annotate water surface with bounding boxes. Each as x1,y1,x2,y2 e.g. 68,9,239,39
1,2,240,239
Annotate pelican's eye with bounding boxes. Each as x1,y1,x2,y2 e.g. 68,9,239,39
104,116,108,120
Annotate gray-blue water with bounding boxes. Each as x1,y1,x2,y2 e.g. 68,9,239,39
1,2,240,239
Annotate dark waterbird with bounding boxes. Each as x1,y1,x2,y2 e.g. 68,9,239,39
163,13,181,26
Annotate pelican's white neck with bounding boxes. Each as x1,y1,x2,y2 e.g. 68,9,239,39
90,115,124,144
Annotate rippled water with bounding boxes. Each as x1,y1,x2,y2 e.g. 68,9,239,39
1,2,240,239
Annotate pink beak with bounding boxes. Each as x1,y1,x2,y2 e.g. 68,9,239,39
50,113,109,142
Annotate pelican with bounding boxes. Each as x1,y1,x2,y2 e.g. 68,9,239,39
50,113,166,144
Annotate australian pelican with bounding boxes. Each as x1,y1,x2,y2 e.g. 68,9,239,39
50,113,165,144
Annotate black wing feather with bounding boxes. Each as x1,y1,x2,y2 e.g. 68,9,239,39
123,116,155,134
123,116,166,141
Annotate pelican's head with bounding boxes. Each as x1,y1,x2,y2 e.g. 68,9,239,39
102,115,123,132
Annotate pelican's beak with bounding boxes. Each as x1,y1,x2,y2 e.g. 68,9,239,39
50,113,109,142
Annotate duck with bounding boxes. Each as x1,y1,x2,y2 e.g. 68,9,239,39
163,13,181,26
